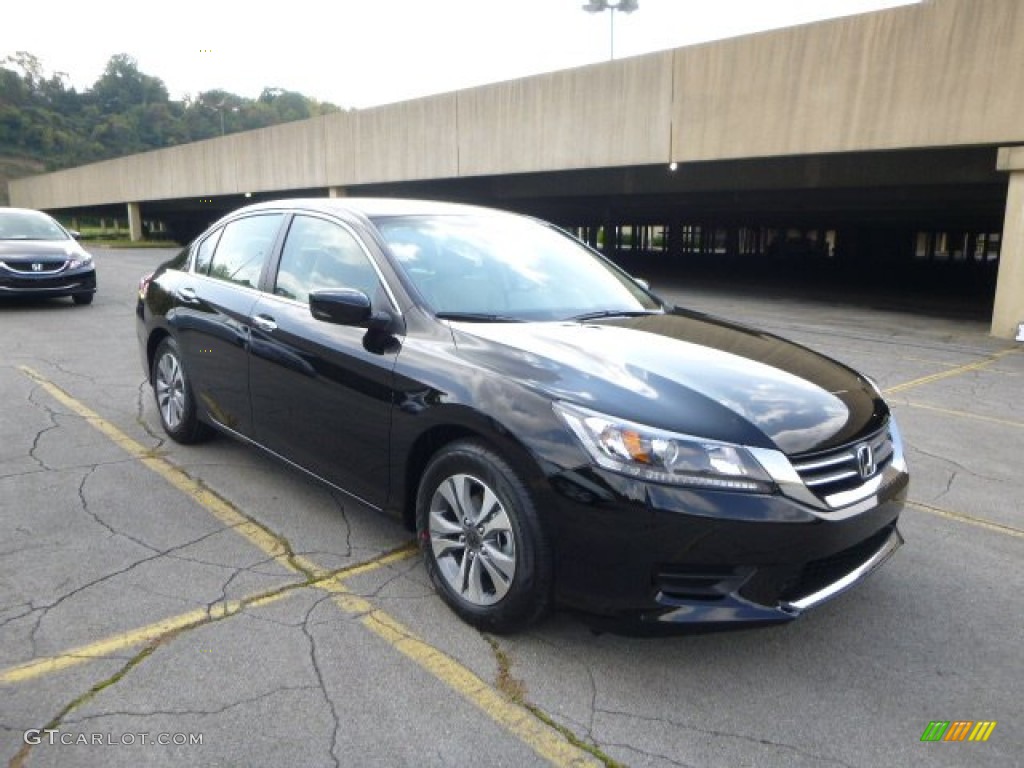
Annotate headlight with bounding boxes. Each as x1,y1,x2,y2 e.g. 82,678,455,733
68,253,93,270
553,402,775,492
888,415,908,473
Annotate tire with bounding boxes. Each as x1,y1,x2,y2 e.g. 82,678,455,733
72,293,94,305
417,440,552,633
151,336,211,444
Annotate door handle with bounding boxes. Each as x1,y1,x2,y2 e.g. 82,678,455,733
252,314,277,333
176,286,200,305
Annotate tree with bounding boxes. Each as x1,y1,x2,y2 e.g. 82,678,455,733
90,54,169,112
1,51,344,176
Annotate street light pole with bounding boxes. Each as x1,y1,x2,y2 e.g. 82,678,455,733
582,0,639,60
209,100,240,137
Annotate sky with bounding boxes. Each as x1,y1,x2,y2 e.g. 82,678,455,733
2,0,918,109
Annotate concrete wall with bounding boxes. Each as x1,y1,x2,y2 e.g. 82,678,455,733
672,0,1024,161
344,95,460,184
456,52,672,176
9,0,1024,207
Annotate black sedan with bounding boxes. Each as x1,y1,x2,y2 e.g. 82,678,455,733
0,207,96,304
136,199,908,632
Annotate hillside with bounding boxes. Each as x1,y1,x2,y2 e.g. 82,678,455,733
1,52,341,206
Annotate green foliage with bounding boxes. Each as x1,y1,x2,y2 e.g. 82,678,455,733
0,51,343,176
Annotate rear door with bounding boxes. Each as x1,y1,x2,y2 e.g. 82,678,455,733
170,212,285,436
247,213,401,507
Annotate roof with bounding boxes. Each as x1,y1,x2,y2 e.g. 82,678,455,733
239,197,518,220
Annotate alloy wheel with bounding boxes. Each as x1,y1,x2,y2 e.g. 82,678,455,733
155,351,185,430
428,473,517,606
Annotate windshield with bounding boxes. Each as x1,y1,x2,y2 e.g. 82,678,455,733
0,210,70,241
374,214,662,321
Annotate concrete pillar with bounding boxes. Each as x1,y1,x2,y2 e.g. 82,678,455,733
127,202,143,242
992,148,1024,339
328,187,347,198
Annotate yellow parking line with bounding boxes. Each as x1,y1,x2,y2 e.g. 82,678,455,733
0,549,417,686
16,366,601,767
312,575,597,766
893,400,1024,430
359,608,597,767
908,500,1024,539
0,593,288,685
883,349,1019,395
19,365,321,578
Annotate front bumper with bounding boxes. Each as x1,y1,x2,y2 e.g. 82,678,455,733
0,267,97,298
545,464,908,627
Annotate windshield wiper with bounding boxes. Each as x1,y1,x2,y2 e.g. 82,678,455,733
435,312,523,323
567,309,662,322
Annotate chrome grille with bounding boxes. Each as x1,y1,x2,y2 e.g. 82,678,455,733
1,260,68,274
790,423,893,499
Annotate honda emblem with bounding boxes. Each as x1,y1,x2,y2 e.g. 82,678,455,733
856,443,876,480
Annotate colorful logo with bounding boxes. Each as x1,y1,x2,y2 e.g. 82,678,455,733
921,721,997,742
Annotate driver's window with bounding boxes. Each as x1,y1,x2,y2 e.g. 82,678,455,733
275,215,381,305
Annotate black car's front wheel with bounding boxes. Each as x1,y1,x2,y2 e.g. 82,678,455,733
417,440,552,633
152,336,210,444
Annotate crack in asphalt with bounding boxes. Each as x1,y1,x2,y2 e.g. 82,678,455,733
60,685,322,726
10,641,160,768
582,659,600,745
10,571,355,767
48,360,95,383
184,475,323,584
326,489,353,560
76,465,162,554
343,557,430,603
593,707,859,768
25,526,270,659
483,635,623,768
135,377,166,450
26,391,61,473
907,441,1006,484
936,469,957,502
301,594,343,768
596,741,699,768
1,456,156,482
196,553,302,616
0,604,37,636
0,467,48,482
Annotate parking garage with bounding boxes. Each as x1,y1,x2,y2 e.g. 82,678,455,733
9,0,1024,336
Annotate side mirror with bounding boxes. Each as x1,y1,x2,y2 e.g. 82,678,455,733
309,289,397,335
69,230,82,240
309,289,372,326
634,277,651,291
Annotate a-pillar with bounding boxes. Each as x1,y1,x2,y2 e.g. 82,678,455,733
993,148,1024,339
127,202,143,242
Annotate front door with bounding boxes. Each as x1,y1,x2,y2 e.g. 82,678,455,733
248,214,400,507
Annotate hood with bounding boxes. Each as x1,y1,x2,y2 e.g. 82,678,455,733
450,309,887,455
0,240,81,261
